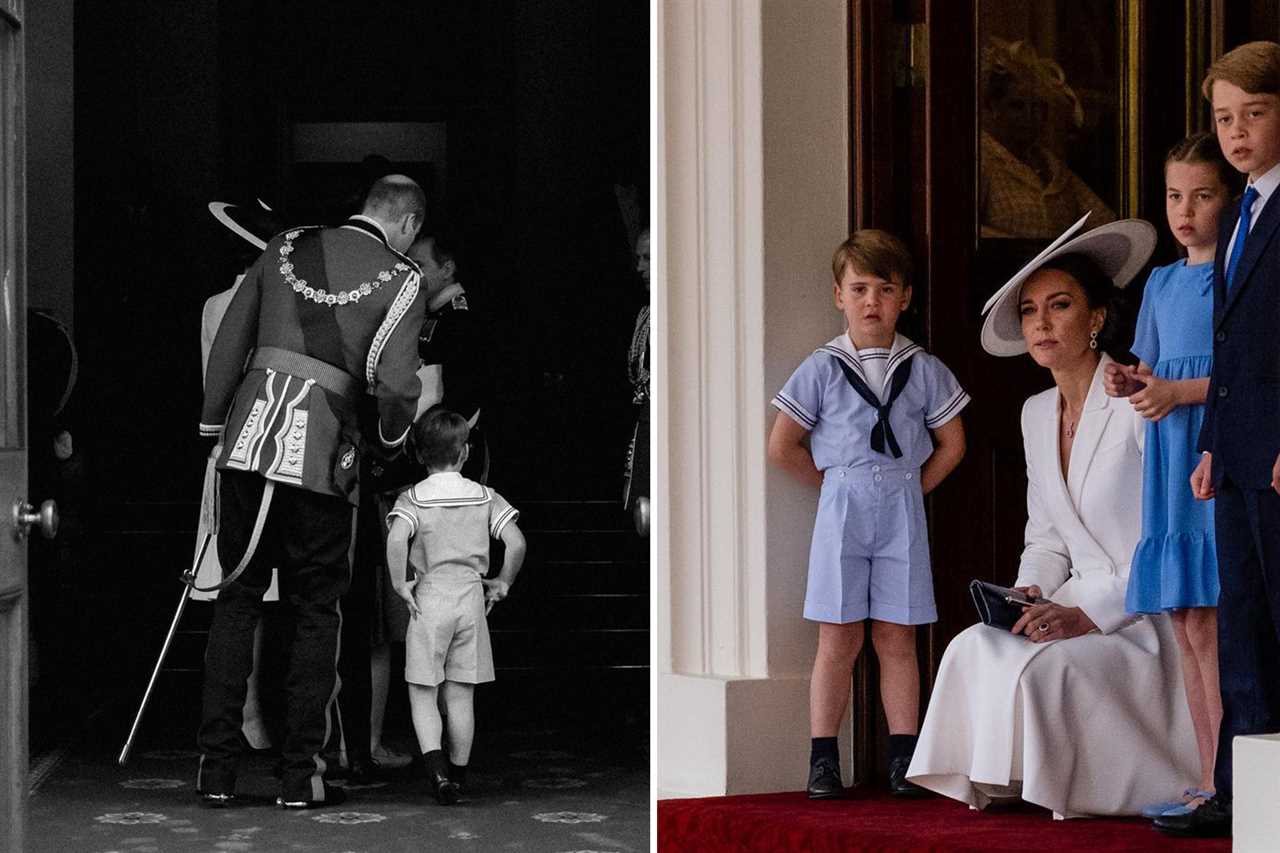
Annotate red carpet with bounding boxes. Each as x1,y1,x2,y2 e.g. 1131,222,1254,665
658,788,1232,852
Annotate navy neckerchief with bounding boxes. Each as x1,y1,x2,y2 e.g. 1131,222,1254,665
835,354,914,458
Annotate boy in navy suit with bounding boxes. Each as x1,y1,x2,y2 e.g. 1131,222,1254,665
1160,41,1280,838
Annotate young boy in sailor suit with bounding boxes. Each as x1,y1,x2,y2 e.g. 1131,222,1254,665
385,408,526,805
768,229,968,800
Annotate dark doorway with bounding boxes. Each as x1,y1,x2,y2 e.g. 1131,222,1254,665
40,0,649,767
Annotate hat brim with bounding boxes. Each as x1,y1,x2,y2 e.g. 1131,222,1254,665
209,201,275,251
979,214,1157,357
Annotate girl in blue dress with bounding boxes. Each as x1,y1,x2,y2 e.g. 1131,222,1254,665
1105,133,1239,818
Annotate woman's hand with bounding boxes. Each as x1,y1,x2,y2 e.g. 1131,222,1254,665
1013,584,1043,601
1129,371,1180,421
1011,601,1096,643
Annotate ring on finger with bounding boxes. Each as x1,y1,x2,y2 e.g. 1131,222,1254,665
1037,622,1050,633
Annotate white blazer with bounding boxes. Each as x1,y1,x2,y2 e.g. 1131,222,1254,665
908,355,1197,818
1015,352,1144,634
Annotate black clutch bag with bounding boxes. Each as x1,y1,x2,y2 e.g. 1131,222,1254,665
969,580,1039,631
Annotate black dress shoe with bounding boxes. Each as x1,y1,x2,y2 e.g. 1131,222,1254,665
424,750,461,805
807,757,844,799
277,783,347,810
888,756,931,798
1154,793,1230,837
198,791,237,808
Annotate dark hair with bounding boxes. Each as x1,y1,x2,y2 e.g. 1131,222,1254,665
415,229,466,277
412,408,470,469
831,229,913,289
1036,252,1121,350
1165,132,1240,193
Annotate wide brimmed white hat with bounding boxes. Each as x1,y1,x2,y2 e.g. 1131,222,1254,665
208,199,281,251
979,213,1157,356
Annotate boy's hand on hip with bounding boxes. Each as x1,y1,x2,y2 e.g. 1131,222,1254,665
482,578,510,606
393,578,421,619
1190,452,1215,500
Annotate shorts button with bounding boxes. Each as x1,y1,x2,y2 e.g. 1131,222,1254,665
874,475,883,482
839,470,846,478
905,473,913,479
872,465,881,473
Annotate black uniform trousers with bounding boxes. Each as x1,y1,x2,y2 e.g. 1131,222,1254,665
1212,476,1280,801
197,470,353,802
329,494,380,769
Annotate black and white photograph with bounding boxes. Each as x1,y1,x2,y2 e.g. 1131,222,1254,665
4,2,649,850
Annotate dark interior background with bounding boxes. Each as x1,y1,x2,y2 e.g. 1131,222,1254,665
30,0,649,755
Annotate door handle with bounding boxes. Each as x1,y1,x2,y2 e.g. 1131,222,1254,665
13,498,58,540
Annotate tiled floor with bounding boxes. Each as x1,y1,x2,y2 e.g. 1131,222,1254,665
29,725,650,852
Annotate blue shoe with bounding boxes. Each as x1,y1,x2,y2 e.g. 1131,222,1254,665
1140,788,1207,819
1159,790,1214,818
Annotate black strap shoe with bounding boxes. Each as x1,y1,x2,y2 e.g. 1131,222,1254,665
888,756,931,798
1154,793,1230,837
807,756,844,799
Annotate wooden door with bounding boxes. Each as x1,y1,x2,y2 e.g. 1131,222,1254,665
848,0,1219,783
0,2,27,849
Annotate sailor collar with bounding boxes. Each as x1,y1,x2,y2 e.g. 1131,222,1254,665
406,471,491,507
817,332,922,396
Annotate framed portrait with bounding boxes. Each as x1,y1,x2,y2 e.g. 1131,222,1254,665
976,0,1139,243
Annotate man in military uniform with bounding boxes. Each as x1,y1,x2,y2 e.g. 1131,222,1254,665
408,231,490,481
196,175,427,809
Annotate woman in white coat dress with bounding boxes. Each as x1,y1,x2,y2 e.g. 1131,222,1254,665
907,217,1198,819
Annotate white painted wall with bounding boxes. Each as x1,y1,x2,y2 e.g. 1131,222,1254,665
657,0,849,796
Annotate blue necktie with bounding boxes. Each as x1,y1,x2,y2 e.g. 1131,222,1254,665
1226,185,1260,293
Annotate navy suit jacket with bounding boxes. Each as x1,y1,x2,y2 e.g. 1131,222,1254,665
1198,189,1280,488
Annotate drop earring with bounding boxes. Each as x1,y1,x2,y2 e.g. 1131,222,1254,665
1089,329,1099,350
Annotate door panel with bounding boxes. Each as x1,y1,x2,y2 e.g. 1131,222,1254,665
0,3,26,851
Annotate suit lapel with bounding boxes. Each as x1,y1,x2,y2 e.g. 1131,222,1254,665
1064,356,1113,503
1222,190,1280,322
1213,210,1233,329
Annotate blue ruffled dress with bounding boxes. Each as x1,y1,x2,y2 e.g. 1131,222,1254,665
1125,260,1218,613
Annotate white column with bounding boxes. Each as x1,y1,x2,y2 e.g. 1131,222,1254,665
658,0,850,796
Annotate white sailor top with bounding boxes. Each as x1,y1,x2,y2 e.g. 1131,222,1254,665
772,333,969,471
387,472,519,582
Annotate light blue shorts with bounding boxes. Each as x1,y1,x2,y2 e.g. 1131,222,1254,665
803,463,936,625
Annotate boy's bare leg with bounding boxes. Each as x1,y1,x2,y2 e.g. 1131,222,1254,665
872,620,930,796
410,681,460,804
870,620,919,734
441,681,476,766
408,683,442,752
810,621,865,735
